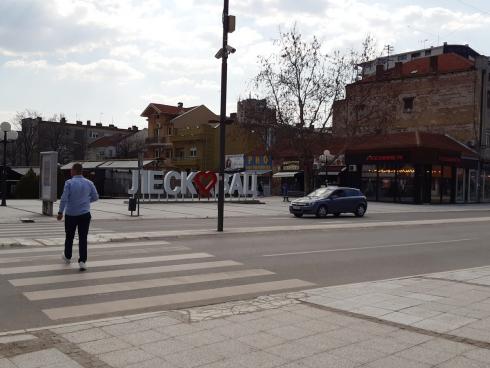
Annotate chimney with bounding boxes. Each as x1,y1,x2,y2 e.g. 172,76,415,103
429,56,438,73
394,62,403,77
96,122,102,127
76,121,83,126
60,117,66,124
86,120,91,126
177,102,183,109
109,124,115,128
132,125,138,131
375,64,384,80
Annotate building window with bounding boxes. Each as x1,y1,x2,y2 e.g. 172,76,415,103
154,149,160,158
403,97,415,113
424,50,432,56
411,52,421,58
89,131,98,139
167,127,172,136
398,54,407,61
190,147,197,157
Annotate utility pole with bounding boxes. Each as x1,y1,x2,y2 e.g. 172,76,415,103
384,44,394,69
216,0,236,232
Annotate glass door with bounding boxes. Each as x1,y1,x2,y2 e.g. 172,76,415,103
431,165,442,203
468,169,478,202
441,166,453,203
455,168,466,203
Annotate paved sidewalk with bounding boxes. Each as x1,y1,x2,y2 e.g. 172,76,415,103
3,267,490,367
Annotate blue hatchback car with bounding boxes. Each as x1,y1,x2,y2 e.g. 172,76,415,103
289,186,367,218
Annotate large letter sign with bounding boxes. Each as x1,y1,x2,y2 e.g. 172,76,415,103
164,171,181,196
129,170,257,198
194,171,218,197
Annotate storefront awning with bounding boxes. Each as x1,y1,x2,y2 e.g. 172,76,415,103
273,171,301,178
60,161,104,170
244,170,271,175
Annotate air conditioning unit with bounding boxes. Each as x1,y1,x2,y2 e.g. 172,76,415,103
348,165,357,172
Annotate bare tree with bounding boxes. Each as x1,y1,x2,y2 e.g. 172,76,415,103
13,110,42,166
254,26,377,191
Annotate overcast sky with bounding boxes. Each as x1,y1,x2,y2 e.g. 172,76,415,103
1,0,490,129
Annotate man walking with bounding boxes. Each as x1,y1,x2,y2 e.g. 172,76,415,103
57,163,99,271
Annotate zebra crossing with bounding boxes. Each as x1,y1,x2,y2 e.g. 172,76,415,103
0,221,113,239
0,239,314,324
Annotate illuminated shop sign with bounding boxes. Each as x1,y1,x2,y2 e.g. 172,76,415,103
366,155,404,161
439,156,462,164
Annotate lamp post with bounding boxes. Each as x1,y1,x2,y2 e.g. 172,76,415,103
215,0,236,232
1,122,19,206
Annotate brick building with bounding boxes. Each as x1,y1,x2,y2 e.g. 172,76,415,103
18,117,139,165
332,44,490,203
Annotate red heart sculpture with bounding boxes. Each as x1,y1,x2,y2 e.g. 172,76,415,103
193,171,217,197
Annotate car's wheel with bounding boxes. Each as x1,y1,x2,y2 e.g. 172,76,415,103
354,204,366,217
293,213,303,218
333,212,341,217
316,205,328,218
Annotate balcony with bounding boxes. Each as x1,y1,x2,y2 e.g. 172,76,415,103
145,137,173,147
172,156,200,168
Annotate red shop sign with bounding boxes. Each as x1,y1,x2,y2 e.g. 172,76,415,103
439,156,461,164
366,155,404,162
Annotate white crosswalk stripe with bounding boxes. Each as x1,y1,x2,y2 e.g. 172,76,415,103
0,240,171,255
0,253,214,274
0,222,113,238
0,240,314,322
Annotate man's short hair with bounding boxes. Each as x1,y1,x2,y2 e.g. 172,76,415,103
72,163,83,175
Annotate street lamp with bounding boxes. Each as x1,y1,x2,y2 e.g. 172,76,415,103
215,0,236,232
1,122,18,206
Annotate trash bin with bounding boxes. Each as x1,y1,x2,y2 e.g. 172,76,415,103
128,198,137,212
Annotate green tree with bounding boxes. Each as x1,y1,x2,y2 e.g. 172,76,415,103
15,169,39,199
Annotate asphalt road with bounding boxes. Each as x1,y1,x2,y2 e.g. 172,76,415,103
93,209,490,233
1,210,490,331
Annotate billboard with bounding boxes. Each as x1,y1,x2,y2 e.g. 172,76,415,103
225,154,244,171
40,151,58,202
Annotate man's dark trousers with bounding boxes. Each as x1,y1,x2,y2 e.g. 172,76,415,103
64,212,91,263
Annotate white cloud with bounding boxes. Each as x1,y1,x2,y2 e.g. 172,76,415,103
2,0,490,128
4,59,48,70
110,45,141,59
4,58,144,83
161,78,219,90
140,93,201,106
56,59,144,82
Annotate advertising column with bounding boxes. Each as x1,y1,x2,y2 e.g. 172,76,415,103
40,151,58,216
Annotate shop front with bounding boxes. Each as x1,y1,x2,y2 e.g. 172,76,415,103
272,160,304,196
342,133,480,204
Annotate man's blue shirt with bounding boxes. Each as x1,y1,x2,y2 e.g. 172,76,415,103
58,175,99,216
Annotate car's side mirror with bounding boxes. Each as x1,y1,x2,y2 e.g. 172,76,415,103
330,195,338,200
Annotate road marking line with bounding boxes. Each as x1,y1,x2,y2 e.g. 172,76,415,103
24,269,275,300
42,279,314,320
263,238,475,257
0,246,189,264
0,240,171,255
0,253,213,275
9,260,242,286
